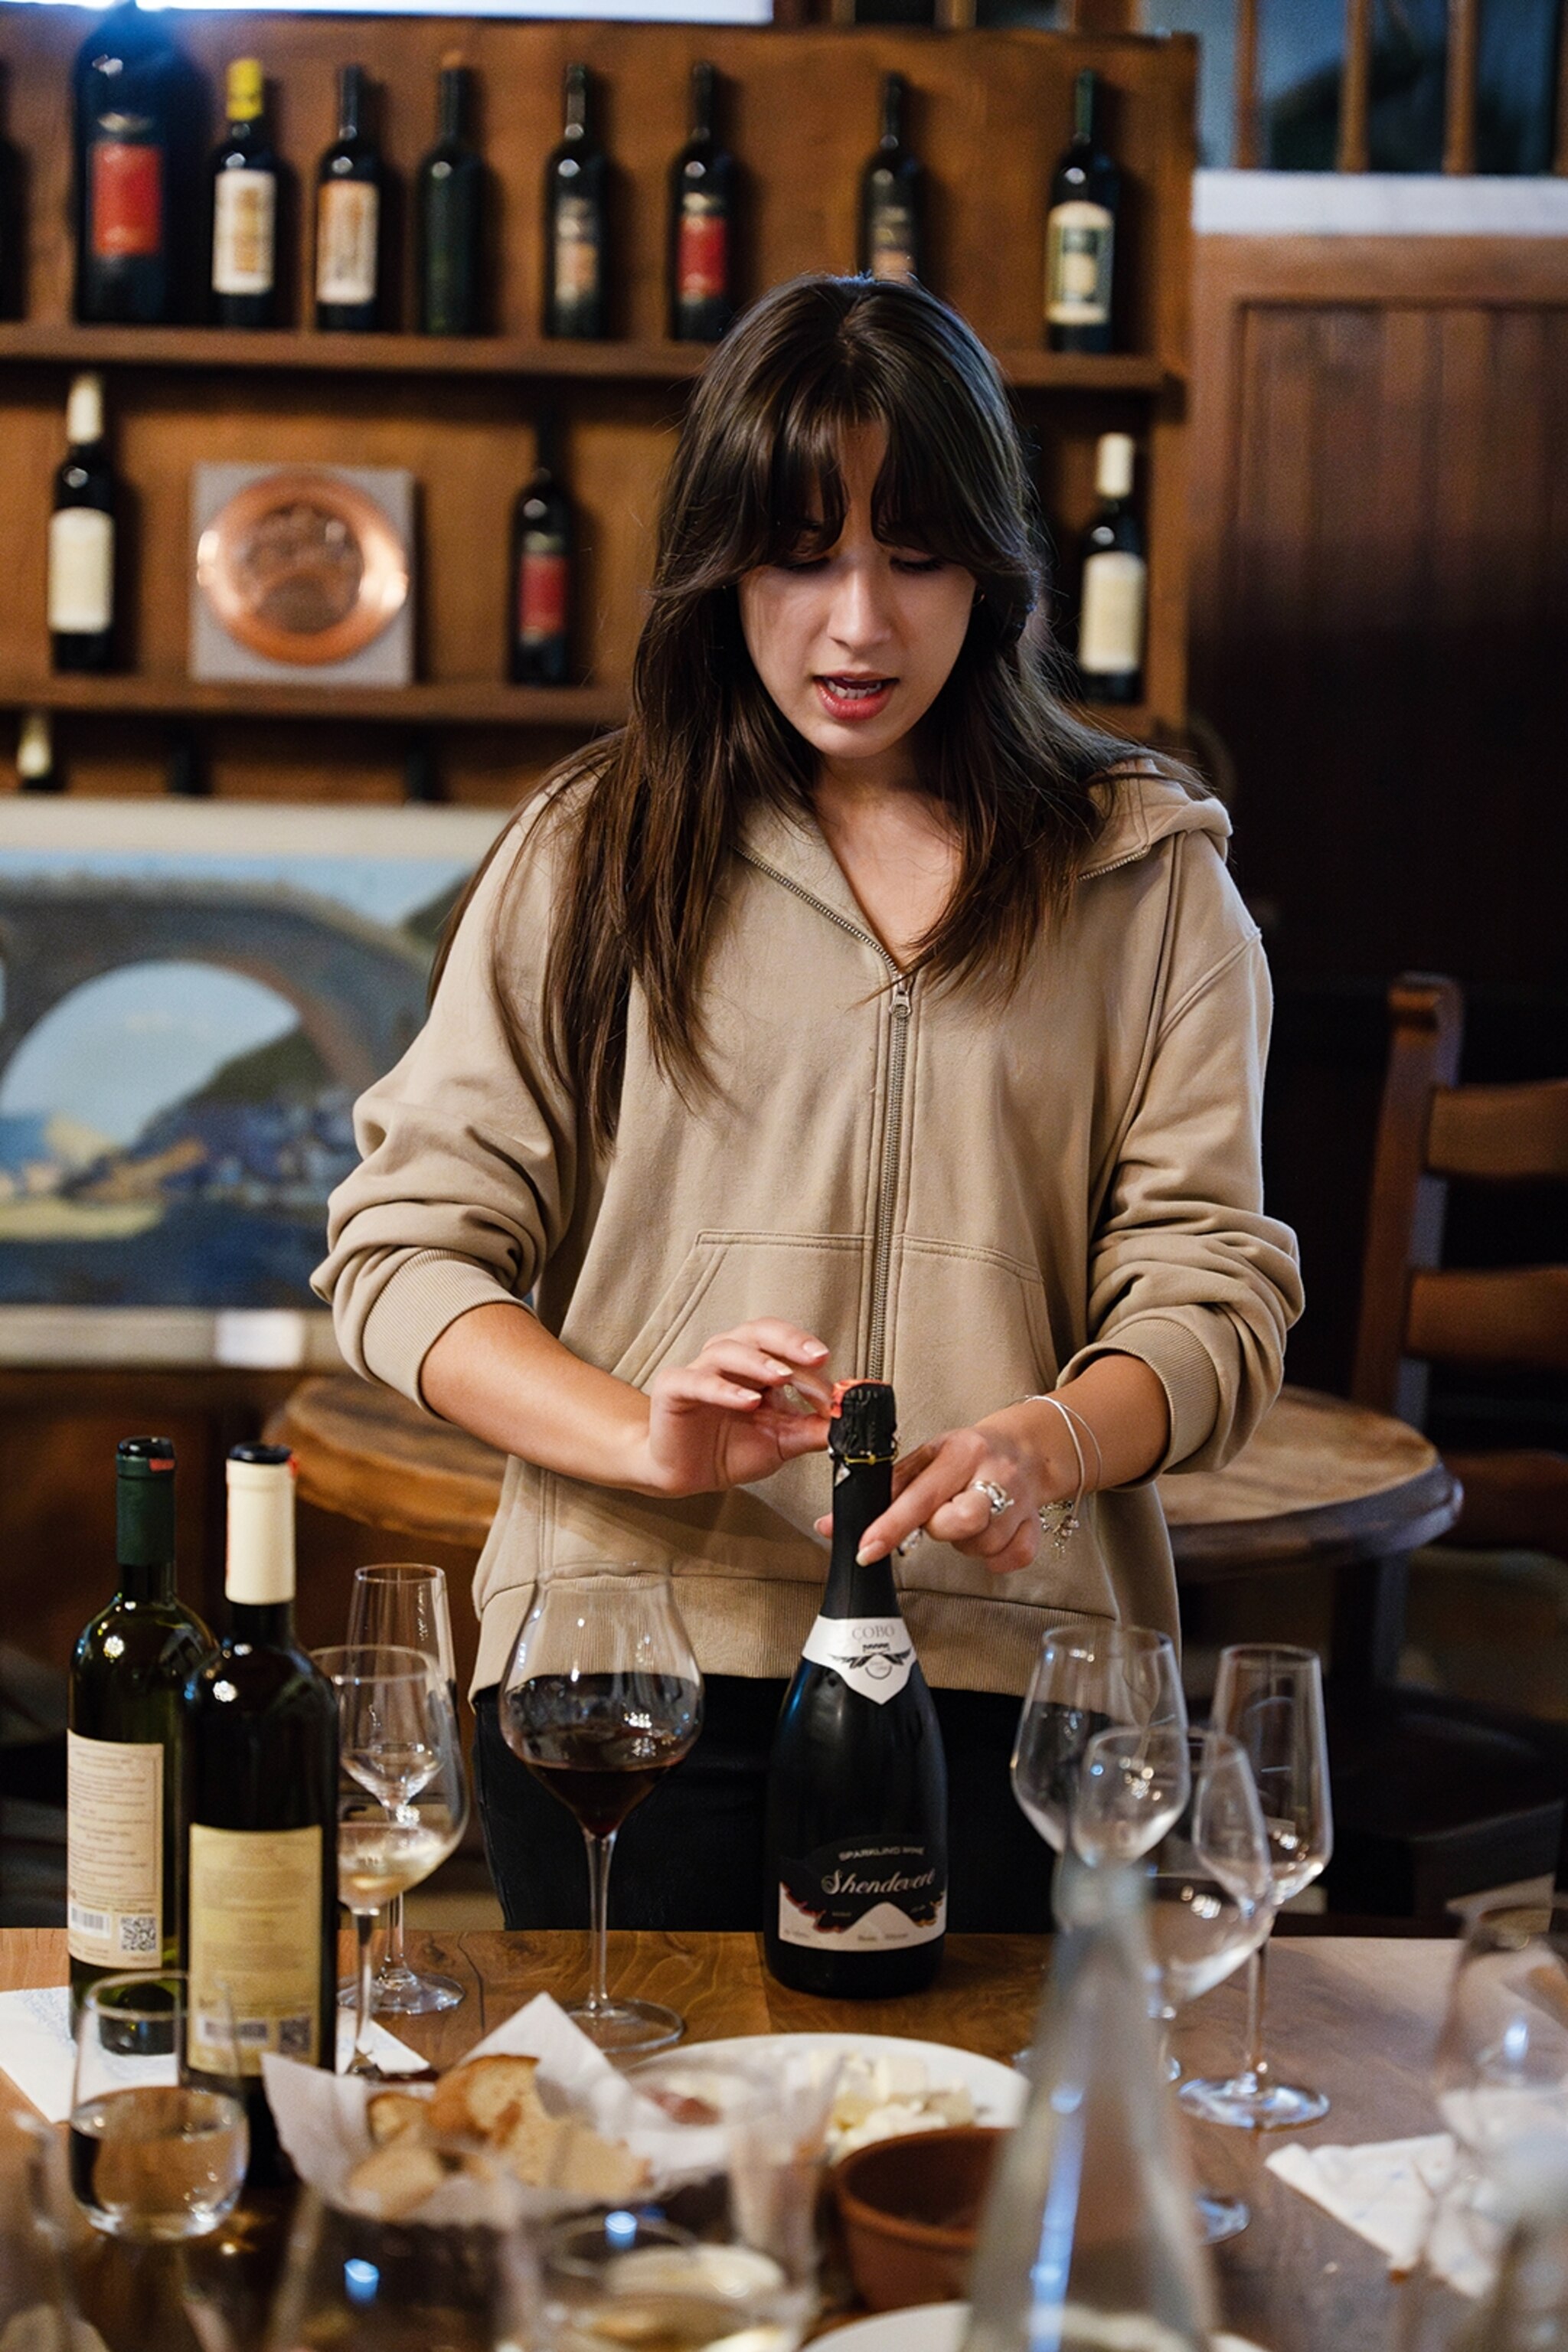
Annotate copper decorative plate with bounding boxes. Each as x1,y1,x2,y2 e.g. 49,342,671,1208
196,469,409,667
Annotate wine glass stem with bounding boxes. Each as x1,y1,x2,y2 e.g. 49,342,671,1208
386,1892,406,1972
583,1827,617,2014
353,1910,378,2071
1243,1939,1272,2085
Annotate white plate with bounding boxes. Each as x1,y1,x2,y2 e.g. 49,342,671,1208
829,2302,968,2352
676,2033,1026,2132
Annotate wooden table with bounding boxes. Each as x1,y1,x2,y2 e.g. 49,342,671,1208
0,1927,1462,2352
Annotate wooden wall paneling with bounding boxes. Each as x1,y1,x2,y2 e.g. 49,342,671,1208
1144,384,1188,730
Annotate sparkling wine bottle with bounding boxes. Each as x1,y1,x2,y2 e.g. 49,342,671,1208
858,73,923,286
49,372,116,676
544,63,608,340
315,64,385,332
668,60,736,343
416,61,485,336
72,0,182,325
68,1439,212,2017
509,411,573,685
1076,432,1145,706
183,1446,337,2189
1045,67,1119,354
764,1380,948,1998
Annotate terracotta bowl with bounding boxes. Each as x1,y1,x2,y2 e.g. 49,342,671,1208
833,2125,1006,2312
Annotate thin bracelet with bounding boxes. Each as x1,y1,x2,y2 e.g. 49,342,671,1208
1021,1392,1105,1491
1032,1394,1086,1551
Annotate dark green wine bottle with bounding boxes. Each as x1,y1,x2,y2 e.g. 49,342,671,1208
416,63,485,335
68,1439,212,2018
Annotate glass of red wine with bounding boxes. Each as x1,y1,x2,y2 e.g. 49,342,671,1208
500,1566,703,2056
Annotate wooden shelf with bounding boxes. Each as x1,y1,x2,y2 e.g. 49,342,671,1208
0,676,628,727
0,323,1174,394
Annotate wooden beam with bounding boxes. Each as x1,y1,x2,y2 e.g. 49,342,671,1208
1444,0,1478,174
1066,0,1141,28
1339,0,1374,173
1233,0,1261,170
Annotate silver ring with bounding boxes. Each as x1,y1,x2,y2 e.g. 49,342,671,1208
972,1478,1014,1520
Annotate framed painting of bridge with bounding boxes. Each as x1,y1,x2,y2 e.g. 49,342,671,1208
0,798,508,1367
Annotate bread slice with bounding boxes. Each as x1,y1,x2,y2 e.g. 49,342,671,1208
348,2139,449,2222
428,2054,546,2144
366,2091,430,2146
547,2118,651,2203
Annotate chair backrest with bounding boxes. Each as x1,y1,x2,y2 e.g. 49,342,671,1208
1351,973,1568,1426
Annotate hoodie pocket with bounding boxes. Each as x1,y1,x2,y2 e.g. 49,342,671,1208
611,1230,868,1392
889,1237,1060,1432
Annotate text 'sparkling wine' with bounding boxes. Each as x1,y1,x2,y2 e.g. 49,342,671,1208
67,1439,212,2017
765,1380,948,1998
183,1446,336,2189
1045,67,1119,353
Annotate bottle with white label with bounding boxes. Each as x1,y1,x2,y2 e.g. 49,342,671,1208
858,72,923,286
1045,67,1119,354
315,64,384,332
210,58,278,329
183,1445,337,2189
764,1379,948,1998
17,711,62,795
544,63,608,339
49,373,116,675
1076,432,1147,707
68,1439,212,2019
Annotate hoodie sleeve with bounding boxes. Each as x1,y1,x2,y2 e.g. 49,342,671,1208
1059,835,1304,1475
310,793,579,1407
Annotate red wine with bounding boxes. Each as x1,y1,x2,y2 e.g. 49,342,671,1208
506,1673,701,1838
209,59,278,328
765,1380,948,1999
73,0,183,325
315,66,385,333
509,413,573,685
1045,68,1119,355
668,60,736,343
859,74,923,286
544,64,608,340
1076,433,1145,705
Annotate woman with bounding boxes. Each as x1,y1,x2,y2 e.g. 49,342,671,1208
315,273,1302,1933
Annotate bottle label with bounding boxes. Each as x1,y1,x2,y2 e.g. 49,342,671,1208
554,195,600,301
519,538,568,645
778,1835,946,1951
1047,201,1114,326
1079,549,1148,675
678,195,728,302
187,1823,322,2074
867,203,916,283
90,140,163,260
800,1613,916,1706
66,1732,162,1968
48,508,114,635
213,168,276,296
316,180,378,307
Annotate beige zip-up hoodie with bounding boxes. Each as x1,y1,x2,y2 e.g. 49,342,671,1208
315,765,1302,1699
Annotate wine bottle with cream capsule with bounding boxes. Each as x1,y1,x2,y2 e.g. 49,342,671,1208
1076,432,1145,706
50,373,116,675
68,1439,212,2018
183,1445,336,2189
764,1379,948,1998
1045,68,1119,354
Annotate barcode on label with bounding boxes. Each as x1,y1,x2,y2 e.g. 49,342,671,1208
235,2019,270,2045
118,1914,158,1956
69,1904,108,1936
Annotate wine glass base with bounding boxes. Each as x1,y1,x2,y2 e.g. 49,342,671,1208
1179,2071,1330,2131
337,1967,466,2017
567,1997,686,2056
1197,2188,1250,2244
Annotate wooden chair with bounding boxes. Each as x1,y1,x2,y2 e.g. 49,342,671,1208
1326,973,1568,1916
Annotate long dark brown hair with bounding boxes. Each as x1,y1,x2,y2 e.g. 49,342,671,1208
443,273,1174,1148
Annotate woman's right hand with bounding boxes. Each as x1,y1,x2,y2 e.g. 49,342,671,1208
630,1320,835,1499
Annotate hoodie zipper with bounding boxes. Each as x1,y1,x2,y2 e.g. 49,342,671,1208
740,853,912,1380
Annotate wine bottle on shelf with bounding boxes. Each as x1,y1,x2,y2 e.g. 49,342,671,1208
315,64,384,333
49,372,116,677
416,61,485,336
1045,67,1119,354
67,1440,213,2018
72,0,182,325
183,1446,337,2190
764,1379,948,1998
16,712,61,794
544,63,608,340
209,58,278,330
509,412,573,685
1076,432,1145,707
668,60,736,344
858,73,923,286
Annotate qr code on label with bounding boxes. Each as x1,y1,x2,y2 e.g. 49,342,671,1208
119,1915,158,1956
277,2016,312,2056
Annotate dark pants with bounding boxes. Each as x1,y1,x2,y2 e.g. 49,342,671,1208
473,1675,1054,1934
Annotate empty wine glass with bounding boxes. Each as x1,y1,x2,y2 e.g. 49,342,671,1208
313,1645,469,2079
501,1566,703,2056
344,1563,465,2018
1011,1622,1187,1857
1071,1724,1192,1865
1179,1644,1334,2131
1436,1896,1568,2177
70,1973,247,2242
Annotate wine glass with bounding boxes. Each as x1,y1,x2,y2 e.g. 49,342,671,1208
1179,1644,1334,2131
1070,1723,1191,1865
70,1972,248,2242
344,1563,465,2018
313,1645,469,2079
265,2186,537,2352
1011,1622,1187,1857
1436,1896,1568,2180
500,1566,703,2056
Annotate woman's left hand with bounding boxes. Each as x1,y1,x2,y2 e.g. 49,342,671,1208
813,1400,1083,1575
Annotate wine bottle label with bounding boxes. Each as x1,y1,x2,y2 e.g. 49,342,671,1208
188,1823,322,2074
1047,201,1114,326
678,194,728,302
66,1733,162,1968
554,195,601,302
48,508,114,635
90,140,164,260
519,538,568,645
1079,549,1148,675
778,1835,946,1951
316,181,378,307
801,1613,916,1705
867,203,917,283
213,168,276,296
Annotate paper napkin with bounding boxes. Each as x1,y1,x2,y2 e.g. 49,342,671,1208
1265,2133,1498,2298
